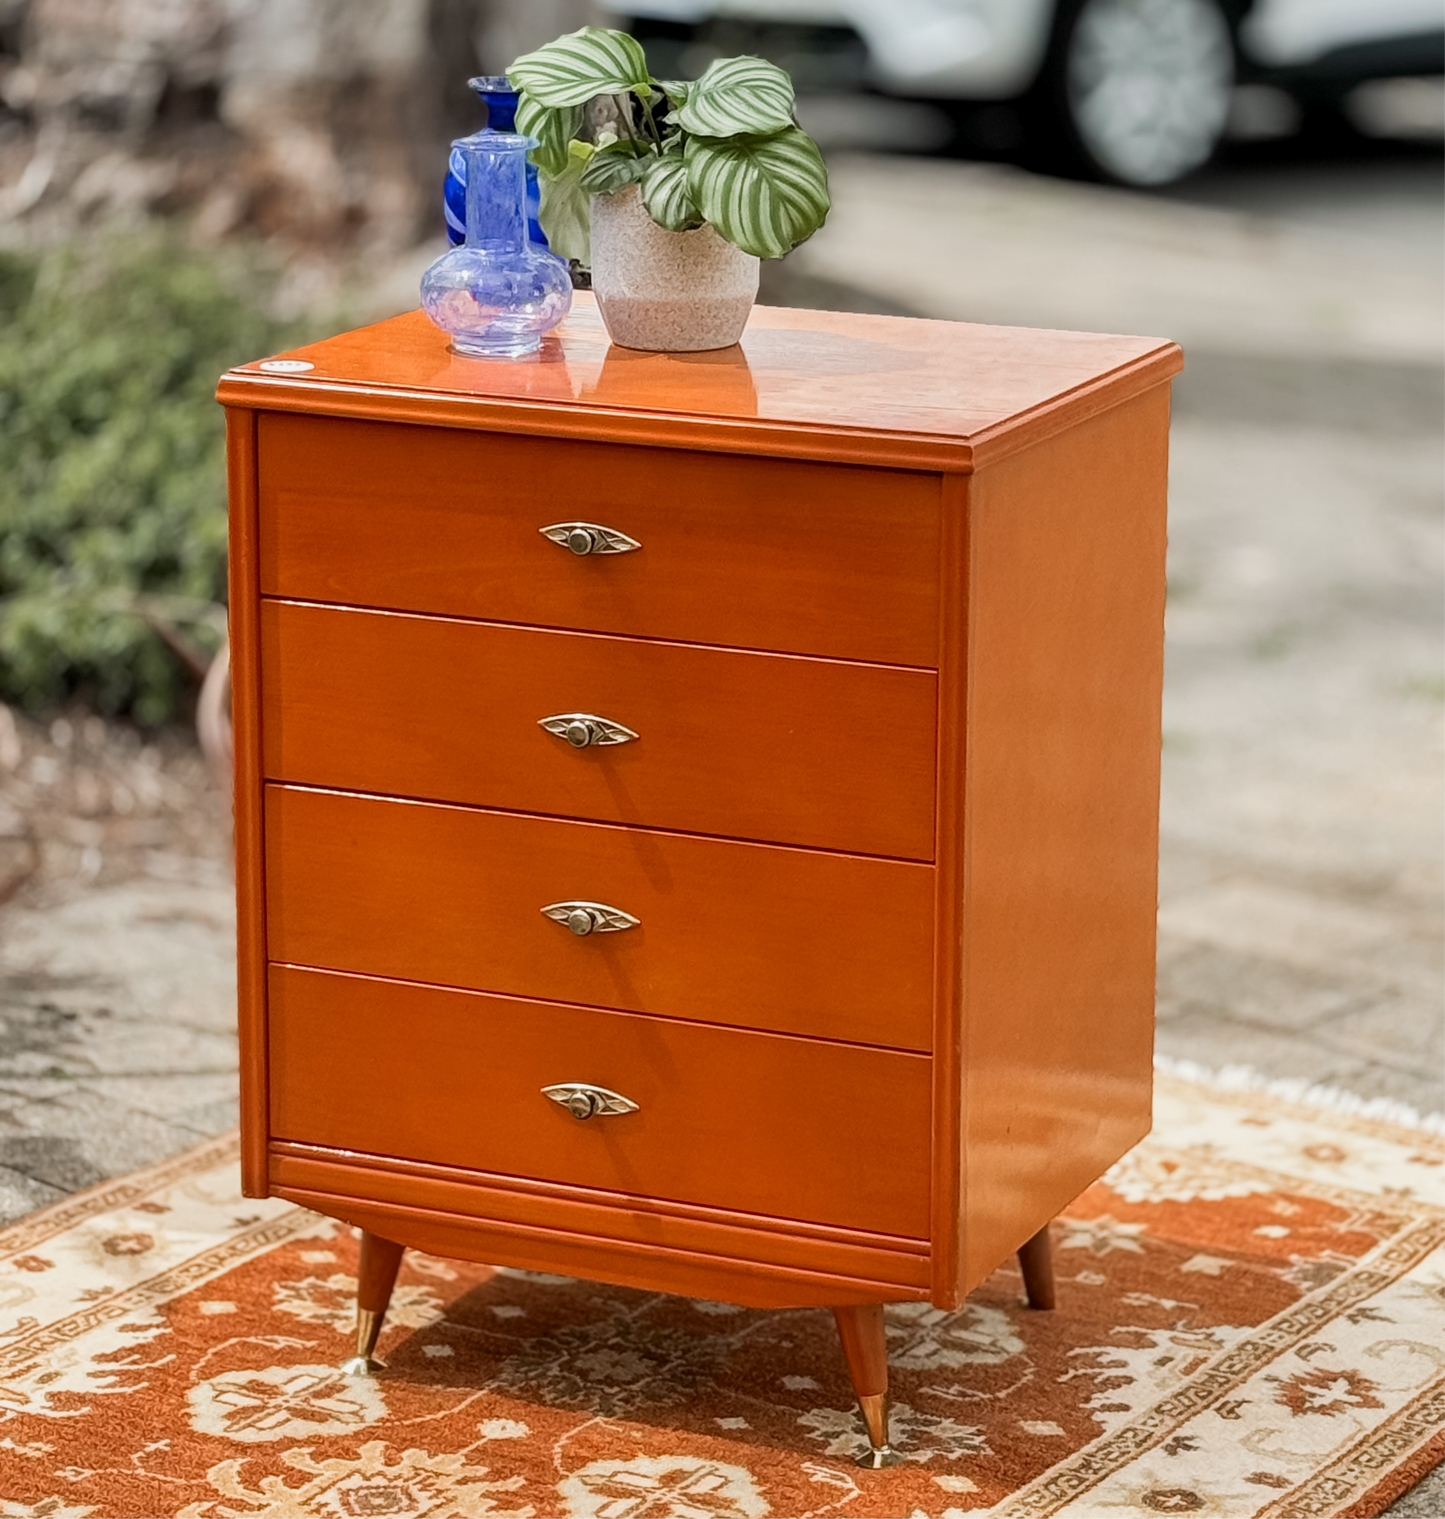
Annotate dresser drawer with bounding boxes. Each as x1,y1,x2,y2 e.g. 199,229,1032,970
265,785,933,1050
257,414,940,669
260,601,937,859
269,965,932,1238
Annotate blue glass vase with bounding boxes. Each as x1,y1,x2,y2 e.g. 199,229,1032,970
421,133,572,358
444,76,546,248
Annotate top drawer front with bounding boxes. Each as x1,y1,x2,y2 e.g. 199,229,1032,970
257,414,941,668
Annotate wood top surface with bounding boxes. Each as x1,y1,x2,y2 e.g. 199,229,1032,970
218,293,1181,472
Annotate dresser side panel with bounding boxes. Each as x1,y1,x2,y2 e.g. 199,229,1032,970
958,385,1170,1294
225,406,270,1196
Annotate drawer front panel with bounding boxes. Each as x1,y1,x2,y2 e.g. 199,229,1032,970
258,413,941,668
266,785,934,1050
269,965,932,1239
260,601,938,859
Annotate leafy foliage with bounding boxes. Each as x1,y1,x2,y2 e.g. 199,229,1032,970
508,27,651,108
640,152,702,232
673,56,796,137
578,138,648,196
508,27,828,261
515,91,581,177
538,140,597,263
685,126,830,259
0,239,301,724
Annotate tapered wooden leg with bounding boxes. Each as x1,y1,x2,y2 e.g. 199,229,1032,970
340,1230,405,1376
832,1303,901,1468
1017,1222,1056,1310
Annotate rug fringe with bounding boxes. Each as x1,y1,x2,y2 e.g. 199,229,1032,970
1154,1053,1445,1135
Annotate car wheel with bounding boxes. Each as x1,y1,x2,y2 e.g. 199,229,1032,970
1044,0,1236,187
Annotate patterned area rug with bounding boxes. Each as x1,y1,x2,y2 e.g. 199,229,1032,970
0,1069,1441,1519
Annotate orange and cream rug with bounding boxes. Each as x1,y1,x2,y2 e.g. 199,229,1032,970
0,1065,1441,1518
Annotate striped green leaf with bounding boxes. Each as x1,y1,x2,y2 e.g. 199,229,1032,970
538,139,595,263
580,141,648,195
640,152,702,231
674,56,794,137
685,126,829,259
508,26,651,109
516,90,581,177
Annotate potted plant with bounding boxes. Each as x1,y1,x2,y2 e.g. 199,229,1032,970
507,26,830,353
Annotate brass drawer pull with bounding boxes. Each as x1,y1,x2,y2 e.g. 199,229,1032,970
539,521,641,557
542,1082,640,1120
538,713,638,749
541,900,640,936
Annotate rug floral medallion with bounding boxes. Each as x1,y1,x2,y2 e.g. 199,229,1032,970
0,1071,1440,1519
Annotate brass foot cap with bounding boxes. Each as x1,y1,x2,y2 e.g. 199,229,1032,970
856,1445,902,1469
339,1355,385,1377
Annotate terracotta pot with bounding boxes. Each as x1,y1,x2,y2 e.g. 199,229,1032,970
590,184,759,352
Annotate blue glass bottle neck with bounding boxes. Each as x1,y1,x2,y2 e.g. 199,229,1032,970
462,140,528,253
470,78,519,133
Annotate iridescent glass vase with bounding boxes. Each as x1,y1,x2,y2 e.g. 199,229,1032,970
444,76,545,248
421,133,572,359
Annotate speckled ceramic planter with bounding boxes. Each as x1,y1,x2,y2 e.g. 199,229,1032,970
590,184,759,352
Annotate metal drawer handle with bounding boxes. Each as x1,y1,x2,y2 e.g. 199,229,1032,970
539,713,638,749
540,522,641,557
541,900,640,936
542,1082,640,1120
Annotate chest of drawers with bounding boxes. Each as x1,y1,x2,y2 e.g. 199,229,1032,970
219,295,1179,1464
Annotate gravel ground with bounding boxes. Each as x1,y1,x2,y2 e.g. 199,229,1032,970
0,710,235,1221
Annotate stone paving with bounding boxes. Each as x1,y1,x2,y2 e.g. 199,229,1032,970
0,150,1440,1511
1154,409,1442,1118
0,719,235,1221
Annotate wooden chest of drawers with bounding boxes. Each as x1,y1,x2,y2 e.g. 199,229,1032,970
219,295,1179,1464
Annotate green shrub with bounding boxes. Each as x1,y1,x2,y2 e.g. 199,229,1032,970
0,238,300,724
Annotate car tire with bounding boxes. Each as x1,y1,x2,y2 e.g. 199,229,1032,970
1037,0,1237,187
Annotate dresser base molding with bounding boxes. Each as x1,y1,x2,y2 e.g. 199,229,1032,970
280,1182,931,1309
271,1143,921,1248
272,1144,930,1306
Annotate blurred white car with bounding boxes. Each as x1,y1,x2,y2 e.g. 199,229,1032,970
616,0,1444,186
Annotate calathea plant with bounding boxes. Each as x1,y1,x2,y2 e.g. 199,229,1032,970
507,27,830,265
